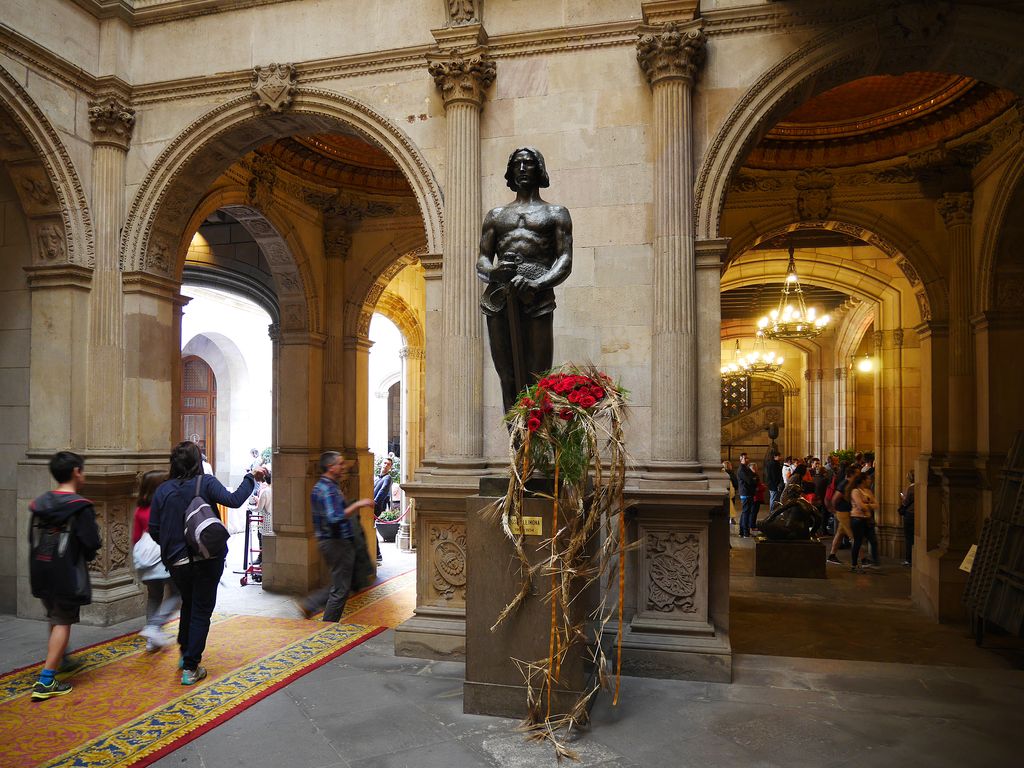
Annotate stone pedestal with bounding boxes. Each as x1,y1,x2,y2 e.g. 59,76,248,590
754,540,826,579
463,482,595,719
393,473,477,660
612,484,731,683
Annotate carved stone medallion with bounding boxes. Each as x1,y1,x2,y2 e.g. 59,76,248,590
645,530,699,613
429,523,467,601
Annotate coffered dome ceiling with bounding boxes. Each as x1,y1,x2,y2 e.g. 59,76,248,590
746,72,1018,169
260,133,411,195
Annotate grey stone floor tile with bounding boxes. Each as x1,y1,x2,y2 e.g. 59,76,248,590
350,738,495,768
189,712,346,768
315,701,453,761
473,732,623,767
147,741,206,768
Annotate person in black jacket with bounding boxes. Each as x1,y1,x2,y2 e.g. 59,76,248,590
149,441,255,685
736,453,759,538
28,451,102,701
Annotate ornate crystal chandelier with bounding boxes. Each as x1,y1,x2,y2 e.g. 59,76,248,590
757,241,830,340
720,335,784,378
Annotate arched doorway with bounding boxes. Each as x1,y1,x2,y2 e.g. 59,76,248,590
180,355,217,464
120,94,439,595
698,4,1024,629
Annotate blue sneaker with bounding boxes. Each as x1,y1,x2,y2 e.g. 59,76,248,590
32,678,72,700
181,666,207,686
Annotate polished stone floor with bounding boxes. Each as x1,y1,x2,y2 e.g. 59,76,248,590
3,531,1022,767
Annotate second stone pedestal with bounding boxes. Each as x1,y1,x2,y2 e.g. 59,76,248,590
463,482,595,719
754,540,826,579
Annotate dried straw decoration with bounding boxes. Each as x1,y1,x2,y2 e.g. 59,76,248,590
491,364,630,760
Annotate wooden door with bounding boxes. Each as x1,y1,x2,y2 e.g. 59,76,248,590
181,355,217,464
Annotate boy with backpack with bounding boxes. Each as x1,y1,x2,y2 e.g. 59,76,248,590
28,451,102,701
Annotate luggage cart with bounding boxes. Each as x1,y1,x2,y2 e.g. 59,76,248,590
237,506,263,586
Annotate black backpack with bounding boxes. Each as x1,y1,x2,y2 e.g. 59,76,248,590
183,476,229,559
30,510,90,604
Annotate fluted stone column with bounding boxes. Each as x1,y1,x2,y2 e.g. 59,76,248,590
427,49,495,466
637,23,706,472
833,367,847,449
938,192,976,455
87,96,134,449
322,216,352,450
696,239,729,475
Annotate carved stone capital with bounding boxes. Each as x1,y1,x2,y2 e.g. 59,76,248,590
252,63,298,113
937,192,973,228
894,328,905,348
636,22,706,87
446,0,479,26
88,97,135,150
427,50,496,109
400,345,426,360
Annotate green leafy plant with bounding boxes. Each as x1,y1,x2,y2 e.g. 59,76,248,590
829,448,857,464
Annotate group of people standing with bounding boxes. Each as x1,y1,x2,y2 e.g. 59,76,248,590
27,441,377,701
723,450,915,572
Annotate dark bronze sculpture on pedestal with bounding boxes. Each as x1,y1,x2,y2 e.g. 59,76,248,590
478,147,573,412
758,482,821,541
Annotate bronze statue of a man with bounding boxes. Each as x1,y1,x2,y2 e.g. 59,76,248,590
478,147,573,413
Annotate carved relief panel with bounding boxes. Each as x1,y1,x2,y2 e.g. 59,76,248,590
426,521,467,605
635,523,708,624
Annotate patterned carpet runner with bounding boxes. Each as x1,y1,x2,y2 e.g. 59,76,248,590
0,569,416,768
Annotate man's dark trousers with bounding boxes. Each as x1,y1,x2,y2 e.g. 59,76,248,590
309,538,355,622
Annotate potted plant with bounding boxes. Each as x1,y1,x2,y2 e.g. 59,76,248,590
373,454,402,543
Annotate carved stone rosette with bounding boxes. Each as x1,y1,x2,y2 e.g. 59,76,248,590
636,23,706,86
88,97,135,151
252,63,298,113
427,50,496,108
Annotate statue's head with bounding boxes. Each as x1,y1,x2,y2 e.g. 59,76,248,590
504,147,550,191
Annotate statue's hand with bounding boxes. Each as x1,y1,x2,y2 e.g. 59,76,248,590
510,275,538,298
487,259,516,282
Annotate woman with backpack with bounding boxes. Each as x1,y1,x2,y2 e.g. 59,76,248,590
149,441,255,685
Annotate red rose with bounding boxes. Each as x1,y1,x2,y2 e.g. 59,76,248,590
559,408,574,421
529,409,542,421
527,417,541,432
568,391,581,404
591,387,605,399
542,398,554,413
580,394,596,408
520,397,534,408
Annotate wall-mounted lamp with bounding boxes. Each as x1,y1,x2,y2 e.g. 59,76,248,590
856,354,873,373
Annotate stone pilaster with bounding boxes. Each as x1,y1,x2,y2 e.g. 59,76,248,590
427,45,494,466
397,345,425,551
696,239,729,474
322,216,352,448
937,192,975,452
637,22,706,471
87,95,135,449
833,367,847,449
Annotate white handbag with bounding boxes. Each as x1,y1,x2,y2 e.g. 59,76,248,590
133,532,164,577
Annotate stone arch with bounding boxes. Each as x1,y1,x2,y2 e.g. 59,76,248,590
346,232,427,339
121,90,443,278
179,185,316,332
374,290,425,349
695,2,1024,245
0,65,92,267
727,213,943,324
977,142,1024,313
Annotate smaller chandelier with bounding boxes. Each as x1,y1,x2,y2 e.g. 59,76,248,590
757,241,830,340
721,335,784,378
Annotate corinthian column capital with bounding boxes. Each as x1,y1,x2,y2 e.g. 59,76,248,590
427,50,496,109
88,96,135,150
636,22,706,87
937,191,973,228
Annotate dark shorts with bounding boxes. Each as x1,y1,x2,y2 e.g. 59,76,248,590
41,598,80,626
